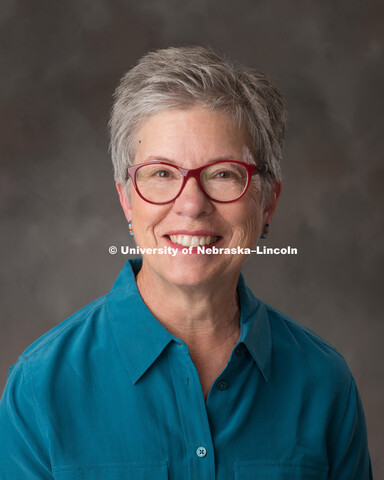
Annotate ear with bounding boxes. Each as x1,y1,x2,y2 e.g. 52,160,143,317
116,180,132,224
264,180,282,223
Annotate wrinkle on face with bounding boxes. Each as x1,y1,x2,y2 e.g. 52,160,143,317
116,107,277,289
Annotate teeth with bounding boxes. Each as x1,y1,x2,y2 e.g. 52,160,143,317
182,235,190,247
169,234,218,247
191,236,200,247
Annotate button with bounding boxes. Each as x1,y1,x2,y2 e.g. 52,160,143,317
235,344,244,356
196,446,207,458
217,380,228,391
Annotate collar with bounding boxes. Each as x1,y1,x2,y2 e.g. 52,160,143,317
237,274,272,382
106,258,175,384
106,259,272,384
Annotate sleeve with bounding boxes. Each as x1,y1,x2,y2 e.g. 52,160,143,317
328,374,373,480
0,358,53,479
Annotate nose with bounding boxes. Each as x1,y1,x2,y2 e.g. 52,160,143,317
173,176,215,218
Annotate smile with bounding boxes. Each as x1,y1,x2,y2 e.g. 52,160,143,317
168,234,219,247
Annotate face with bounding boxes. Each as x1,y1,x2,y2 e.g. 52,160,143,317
117,108,280,289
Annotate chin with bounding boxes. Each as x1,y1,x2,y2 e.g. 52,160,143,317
165,257,237,289
164,270,216,289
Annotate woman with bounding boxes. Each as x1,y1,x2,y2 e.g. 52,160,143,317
0,47,372,479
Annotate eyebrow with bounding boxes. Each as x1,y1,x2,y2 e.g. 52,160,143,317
142,155,238,164
143,156,177,164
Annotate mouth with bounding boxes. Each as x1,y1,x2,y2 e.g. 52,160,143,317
165,234,220,247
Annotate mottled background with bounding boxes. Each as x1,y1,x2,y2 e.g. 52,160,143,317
0,0,383,476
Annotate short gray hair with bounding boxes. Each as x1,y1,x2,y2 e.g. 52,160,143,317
110,46,287,200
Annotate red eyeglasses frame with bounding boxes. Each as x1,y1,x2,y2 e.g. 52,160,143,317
126,160,269,205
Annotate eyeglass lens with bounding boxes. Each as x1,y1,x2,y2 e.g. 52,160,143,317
135,162,249,203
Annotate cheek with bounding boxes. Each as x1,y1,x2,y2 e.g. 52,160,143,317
239,213,262,245
238,187,265,238
131,197,170,238
225,206,263,247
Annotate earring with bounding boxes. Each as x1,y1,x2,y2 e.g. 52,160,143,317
128,220,134,236
260,222,269,239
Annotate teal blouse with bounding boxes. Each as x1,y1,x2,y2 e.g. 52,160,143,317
0,258,372,479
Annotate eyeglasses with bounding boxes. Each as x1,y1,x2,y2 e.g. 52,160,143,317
126,160,269,205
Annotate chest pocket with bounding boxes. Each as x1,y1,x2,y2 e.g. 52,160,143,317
235,460,328,480
53,462,168,479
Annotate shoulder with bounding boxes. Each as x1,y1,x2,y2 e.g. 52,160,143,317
265,302,341,356
264,302,351,386
15,294,108,368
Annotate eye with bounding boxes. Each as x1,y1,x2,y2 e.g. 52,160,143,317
216,170,232,178
154,169,171,178
207,168,242,181
144,166,177,179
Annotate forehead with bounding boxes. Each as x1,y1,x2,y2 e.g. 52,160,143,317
134,108,251,165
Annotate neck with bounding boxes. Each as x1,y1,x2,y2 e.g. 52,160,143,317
136,262,241,349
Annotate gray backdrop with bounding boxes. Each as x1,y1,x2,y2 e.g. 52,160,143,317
0,0,383,476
